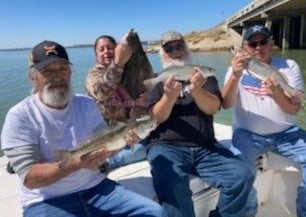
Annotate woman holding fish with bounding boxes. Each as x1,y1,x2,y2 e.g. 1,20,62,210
85,33,150,171
222,24,306,217
86,35,137,122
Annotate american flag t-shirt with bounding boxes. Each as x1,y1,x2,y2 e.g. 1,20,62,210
241,74,267,97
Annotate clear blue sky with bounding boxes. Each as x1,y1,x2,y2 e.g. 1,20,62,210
0,0,251,49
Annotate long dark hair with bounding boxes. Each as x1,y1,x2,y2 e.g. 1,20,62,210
94,35,117,54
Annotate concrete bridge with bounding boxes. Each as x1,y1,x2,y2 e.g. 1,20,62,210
227,0,306,49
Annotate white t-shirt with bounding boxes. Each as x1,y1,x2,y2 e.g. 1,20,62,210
1,93,106,206
224,57,304,135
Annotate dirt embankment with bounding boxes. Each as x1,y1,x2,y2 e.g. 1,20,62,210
146,23,242,53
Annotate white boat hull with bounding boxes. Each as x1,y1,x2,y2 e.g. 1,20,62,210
0,123,301,217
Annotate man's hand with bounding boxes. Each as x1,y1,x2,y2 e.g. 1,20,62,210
188,67,207,93
163,75,182,100
125,128,141,145
264,76,283,97
79,149,110,170
231,48,251,79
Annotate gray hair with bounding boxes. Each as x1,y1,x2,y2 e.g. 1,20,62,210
28,67,40,94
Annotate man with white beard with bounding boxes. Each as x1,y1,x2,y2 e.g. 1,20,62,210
0,40,166,217
145,31,255,217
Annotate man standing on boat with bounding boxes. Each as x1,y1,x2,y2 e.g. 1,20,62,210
145,31,255,217
222,24,306,217
0,40,165,217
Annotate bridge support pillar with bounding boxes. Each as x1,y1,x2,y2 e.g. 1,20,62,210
282,16,290,49
265,18,272,30
301,13,306,48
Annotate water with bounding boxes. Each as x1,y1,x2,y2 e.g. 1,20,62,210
0,48,305,132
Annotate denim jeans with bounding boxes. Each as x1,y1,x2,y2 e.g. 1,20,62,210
147,142,255,217
23,178,166,217
233,126,306,217
107,143,147,169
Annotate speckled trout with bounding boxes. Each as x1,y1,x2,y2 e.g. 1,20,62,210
246,57,300,97
55,116,157,160
143,64,215,91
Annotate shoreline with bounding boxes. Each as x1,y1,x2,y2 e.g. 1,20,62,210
145,45,234,54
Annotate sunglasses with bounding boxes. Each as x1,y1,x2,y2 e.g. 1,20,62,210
163,43,185,53
247,39,268,48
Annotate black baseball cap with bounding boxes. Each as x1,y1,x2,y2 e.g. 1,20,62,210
243,25,272,42
28,40,70,70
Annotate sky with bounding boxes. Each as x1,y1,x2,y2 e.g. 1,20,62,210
0,0,252,49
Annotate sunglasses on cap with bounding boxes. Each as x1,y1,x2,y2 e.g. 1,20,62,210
247,39,268,48
163,42,185,53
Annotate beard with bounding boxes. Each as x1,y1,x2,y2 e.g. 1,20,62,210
41,82,73,108
160,50,192,69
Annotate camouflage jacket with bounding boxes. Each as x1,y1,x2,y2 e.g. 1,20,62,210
85,63,144,124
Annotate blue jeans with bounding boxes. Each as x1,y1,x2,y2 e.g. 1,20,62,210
233,126,306,217
23,178,166,217
147,142,255,217
107,143,147,169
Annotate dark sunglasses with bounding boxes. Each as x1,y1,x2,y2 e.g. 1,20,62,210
247,39,268,48
163,43,185,53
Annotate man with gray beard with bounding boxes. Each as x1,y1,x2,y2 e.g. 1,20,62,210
40,81,72,108
145,31,255,217
1,40,166,217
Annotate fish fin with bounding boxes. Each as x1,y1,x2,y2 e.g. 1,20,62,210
121,29,134,44
109,121,127,131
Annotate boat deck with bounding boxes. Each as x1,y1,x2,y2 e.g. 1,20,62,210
0,123,301,217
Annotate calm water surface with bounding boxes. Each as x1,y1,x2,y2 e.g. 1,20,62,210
0,48,305,133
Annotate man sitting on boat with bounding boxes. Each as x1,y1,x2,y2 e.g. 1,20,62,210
0,40,165,217
145,31,255,217
222,24,306,217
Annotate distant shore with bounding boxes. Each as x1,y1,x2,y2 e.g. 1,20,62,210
1,23,241,53
145,45,234,54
